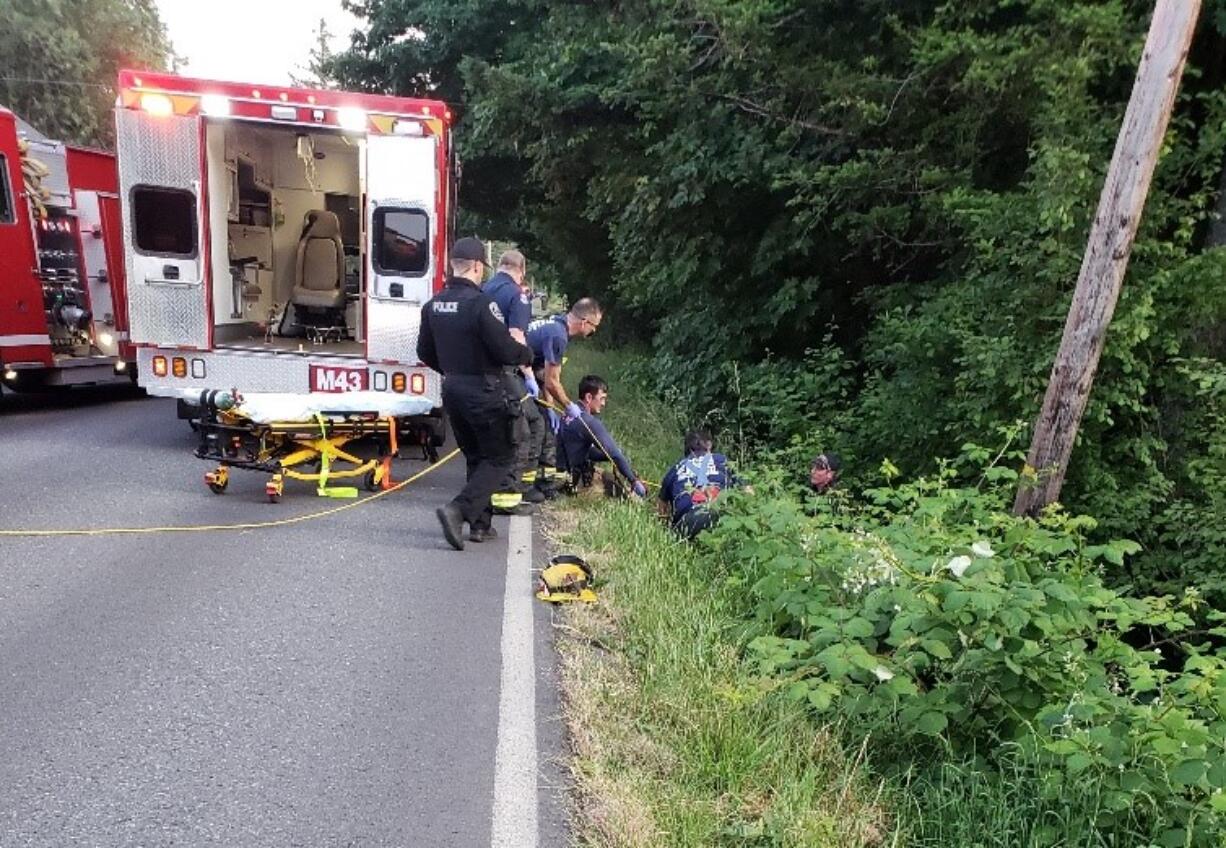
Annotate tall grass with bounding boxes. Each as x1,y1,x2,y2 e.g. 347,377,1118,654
558,344,686,479
553,500,891,847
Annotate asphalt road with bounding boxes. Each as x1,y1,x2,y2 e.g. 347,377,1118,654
0,385,569,847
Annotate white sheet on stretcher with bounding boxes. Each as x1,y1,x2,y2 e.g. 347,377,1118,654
178,389,434,423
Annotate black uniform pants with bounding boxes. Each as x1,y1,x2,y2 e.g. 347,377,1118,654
497,370,530,495
532,366,559,472
442,374,515,530
521,379,546,482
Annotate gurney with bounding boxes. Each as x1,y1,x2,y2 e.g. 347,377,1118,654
189,389,436,502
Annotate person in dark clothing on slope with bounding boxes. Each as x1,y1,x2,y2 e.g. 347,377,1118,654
657,430,738,539
556,374,646,499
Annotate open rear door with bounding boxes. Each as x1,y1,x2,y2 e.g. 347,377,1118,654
116,109,208,349
365,133,437,364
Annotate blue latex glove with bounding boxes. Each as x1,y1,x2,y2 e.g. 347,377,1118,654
632,480,647,498
564,401,583,421
546,409,561,434
523,374,540,398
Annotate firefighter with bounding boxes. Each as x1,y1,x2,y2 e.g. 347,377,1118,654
526,297,603,486
482,249,545,512
656,430,738,539
556,374,646,499
417,237,533,551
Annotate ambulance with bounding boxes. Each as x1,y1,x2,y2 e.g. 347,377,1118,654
0,108,132,390
113,70,452,446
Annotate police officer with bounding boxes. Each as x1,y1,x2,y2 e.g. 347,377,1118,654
417,237,533,551
482,249,545,511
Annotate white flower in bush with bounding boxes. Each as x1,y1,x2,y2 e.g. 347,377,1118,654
873,666,894,682
946,555,972,577
840,536,901,594
971,540,995,558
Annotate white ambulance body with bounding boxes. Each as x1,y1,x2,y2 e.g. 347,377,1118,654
113,70,453,441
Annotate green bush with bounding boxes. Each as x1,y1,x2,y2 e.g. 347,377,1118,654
703,448,1226,844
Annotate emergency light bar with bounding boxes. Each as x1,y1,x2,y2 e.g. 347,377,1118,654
119,71,450,137
200,94,231,117
337,108,367,132
140,93,173,116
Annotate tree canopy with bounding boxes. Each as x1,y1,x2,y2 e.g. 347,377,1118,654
332,0,1226,598
0,0,174,148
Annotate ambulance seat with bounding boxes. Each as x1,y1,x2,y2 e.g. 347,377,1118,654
291,210,346,310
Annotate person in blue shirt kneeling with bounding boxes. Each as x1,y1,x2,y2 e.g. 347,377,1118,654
556,374,646,499
657,430,738,539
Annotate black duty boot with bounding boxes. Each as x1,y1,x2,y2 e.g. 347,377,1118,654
522,487,546,504
436,504,466,551
469,525,499,543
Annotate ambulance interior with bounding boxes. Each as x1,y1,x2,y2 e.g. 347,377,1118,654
204,120,369,356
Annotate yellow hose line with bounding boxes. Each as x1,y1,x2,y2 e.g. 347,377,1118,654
0,449,460,538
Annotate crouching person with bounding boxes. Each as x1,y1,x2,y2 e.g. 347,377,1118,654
657,430,738,540
556,374,647,499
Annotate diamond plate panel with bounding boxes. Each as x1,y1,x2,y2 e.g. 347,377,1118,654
117,109,209,349
366,299,422,364
117,110,199,190
136,348,441,408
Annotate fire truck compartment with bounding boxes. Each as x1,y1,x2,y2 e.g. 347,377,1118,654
205,121,363,356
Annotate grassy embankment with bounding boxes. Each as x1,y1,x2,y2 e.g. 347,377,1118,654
545,345,890,847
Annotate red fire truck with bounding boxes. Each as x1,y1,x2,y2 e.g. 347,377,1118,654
0,108,133,390
112,70,452,447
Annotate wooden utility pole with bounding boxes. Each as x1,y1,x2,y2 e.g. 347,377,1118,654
1013,0,1201,517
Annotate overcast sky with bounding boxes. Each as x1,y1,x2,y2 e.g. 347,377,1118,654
155,0,363,86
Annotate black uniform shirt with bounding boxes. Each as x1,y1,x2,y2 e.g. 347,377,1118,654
417,276,532,375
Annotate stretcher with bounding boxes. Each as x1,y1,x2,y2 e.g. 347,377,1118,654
191,389,436,502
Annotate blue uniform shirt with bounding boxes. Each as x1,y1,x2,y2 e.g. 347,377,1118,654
482,272,531,334
558,412,636,483
658,452,734,520
526,315,569,369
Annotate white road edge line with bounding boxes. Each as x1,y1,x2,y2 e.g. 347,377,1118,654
490,514,537,847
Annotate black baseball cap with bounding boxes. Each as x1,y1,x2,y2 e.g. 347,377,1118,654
450,236,488,265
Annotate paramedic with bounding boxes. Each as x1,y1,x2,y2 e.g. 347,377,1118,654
482,249,545,512
657,430,737,539
556,374,646,498
417,237,533,551
526,297,603,481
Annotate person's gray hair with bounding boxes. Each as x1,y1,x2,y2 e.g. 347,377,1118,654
570,297,603,320
497,249,525,272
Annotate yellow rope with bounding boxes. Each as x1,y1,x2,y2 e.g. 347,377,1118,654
0,449,460,538
534,397,657,489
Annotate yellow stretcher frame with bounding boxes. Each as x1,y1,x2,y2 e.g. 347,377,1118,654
201,411,400,503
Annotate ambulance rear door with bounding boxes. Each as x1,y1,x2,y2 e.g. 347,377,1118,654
364,132,437,365
116,108,208,349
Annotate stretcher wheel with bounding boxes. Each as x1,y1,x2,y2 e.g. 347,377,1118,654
267,492,281,504
363,469,380,492
207,480,228,495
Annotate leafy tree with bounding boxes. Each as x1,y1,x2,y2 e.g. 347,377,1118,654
0,0,174,148
332,0,1226,596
